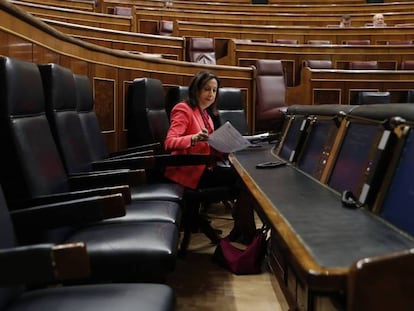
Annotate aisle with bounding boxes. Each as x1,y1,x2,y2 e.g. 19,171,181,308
166,204,289,311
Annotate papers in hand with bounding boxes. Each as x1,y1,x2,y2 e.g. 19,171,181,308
208,121,252,153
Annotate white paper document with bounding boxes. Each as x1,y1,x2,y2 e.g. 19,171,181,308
208,121,252,153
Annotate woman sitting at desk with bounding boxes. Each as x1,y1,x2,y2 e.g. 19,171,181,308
164,71,256,243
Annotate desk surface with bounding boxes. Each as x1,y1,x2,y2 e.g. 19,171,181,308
230,144,414,290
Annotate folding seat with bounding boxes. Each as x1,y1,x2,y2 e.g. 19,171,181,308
348,61,378,70
253,59,287,133
0,56,178,282
0,185,176,311
186,37,216,64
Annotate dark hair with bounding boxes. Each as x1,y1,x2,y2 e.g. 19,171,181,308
187,71,220,114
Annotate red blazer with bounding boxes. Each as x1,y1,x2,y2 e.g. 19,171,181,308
164,102,214,189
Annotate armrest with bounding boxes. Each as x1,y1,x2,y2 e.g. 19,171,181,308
10,185,132,208
108,149,154,160
108,142,162,157
10,194,126,230
0,242,89,285
68,169,147,189
90,153,212,171
90,155,156,171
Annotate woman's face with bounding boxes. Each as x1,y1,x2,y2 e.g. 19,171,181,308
197,78,218,110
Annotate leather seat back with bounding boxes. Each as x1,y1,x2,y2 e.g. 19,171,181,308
127,78,170,147
254,59,286,132
187,37,216,64
216,88,249,135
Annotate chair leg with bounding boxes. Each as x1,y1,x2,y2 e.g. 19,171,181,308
179,200,221,256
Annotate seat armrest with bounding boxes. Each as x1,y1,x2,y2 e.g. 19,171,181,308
90,155,156,171
108,148,154,160
0,242,89,285
10,185,132,208
68,169,147,189
108,142,162,157
10,194,126,230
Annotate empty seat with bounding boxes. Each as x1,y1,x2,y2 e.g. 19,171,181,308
158,20,173,36
216,87,249,135
307,40,331,45
401,61,414,70
273,39,298,44
187,37,216,64
357,91,391,105
0,185,176,311
253,59,287,133
112,6,131,16
349,61,378,70
343,40,371,45
386,40,413,45
303,60,333,69
0,56,179,282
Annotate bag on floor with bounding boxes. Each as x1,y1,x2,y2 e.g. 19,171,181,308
213,225,269,275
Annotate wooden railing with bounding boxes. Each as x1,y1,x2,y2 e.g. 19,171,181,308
287,67,414,106
175,20,414,44
133,6,414,32
10,0,134,32
101,0,414,15
41,18,185,60
224,40,414,86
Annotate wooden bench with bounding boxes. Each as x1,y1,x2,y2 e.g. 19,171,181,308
133,6,414,33
16,0,96,11
224,39,414,86
286,67,414,106
10,0,134,32
101,0,414,15
42,18,185,60
175,20,414,44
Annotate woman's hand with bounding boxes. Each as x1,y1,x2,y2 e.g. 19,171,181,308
191,128,209,145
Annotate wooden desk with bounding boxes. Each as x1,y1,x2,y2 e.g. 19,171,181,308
229,144,414,310
286,68,414,106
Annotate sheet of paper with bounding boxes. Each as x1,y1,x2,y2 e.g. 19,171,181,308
208,121,252,153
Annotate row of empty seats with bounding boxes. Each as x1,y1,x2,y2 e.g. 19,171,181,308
0,56,179,310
